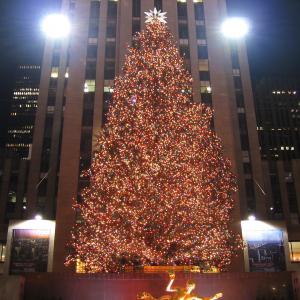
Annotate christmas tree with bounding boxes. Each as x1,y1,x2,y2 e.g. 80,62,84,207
66,9,241,273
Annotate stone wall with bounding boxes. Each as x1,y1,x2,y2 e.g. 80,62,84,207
0,275,24,300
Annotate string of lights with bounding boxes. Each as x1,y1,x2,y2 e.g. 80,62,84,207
65,15,242,273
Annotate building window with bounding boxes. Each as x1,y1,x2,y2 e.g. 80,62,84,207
52,53,60,67
179,23,189,39
84,80,96,93
105,43,116,59
243,162,252,174
132,20,140,35
269,174,283,216
196,25,206,39
200,81,211,94
177,2,188,20
238,113,248,132
231,45,240,68
0,243,5,263
194,1,204,20
107,1,118,18
87,45,98,58
240,133,250,151
199,71,210,81
179,45,190,59
80,128,93,159
198,59,209,71
154,0,162,10
82,110,94,127
104,61,115,79
132,0,141,17
88,37,98,45
90,1,100,19
245,179,255,198
85,62,96,79
89,19,99,38
106,22,117,38
83,93,95,110
50,67,59,78
236,91,244,108
47,93,56,106
234,76,243,89
201,93,212,107
290,242,300,263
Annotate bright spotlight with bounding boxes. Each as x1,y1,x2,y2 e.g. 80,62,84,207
35,214,43,220
41,14,71,39
248,215,256,221
221,17,250,39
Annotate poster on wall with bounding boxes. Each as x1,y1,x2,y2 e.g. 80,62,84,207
245,227,286,272
10,229,50,274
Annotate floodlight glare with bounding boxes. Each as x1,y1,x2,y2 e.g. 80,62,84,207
248,215,256,221
41,14,71,39
35,214,43,220
221,17,250,39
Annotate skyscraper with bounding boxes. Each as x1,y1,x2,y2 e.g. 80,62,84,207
255,78,300,161
254,78,300,239
5,65,40,158
24,0,266,272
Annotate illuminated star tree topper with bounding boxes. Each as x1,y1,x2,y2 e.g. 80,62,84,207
145,7,167,24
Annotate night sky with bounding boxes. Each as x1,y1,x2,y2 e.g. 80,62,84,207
0,0,300,146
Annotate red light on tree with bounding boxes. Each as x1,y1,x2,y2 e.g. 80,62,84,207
65,15,242,273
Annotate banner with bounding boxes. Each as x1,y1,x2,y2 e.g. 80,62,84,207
10,229,50,274
245,227,286,272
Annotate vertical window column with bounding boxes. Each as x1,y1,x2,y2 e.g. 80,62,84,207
77,1,101,206
154,0,162,11
132,0,141,36
177,1,190,71
231,42,256,212
193,1,211,107
102,0,118,124
37,49,61,213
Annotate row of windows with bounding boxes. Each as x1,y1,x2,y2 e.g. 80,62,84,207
19,65,40,69
272,90,297,95
6,143,31,147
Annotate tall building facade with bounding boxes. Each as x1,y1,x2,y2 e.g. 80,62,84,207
254,78,300,256
255,78,300,161
5,65,40,158
24,0,267,272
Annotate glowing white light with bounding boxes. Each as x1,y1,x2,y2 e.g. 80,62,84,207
248,215,256,221
221,17,250,39
145,8,167,24
41,14,71,39
35,214,43,220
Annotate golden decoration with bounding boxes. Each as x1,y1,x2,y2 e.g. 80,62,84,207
137,272,223,300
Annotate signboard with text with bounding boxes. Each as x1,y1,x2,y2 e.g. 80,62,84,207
244,226,286,272
9,229,50,274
